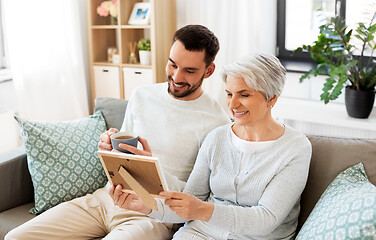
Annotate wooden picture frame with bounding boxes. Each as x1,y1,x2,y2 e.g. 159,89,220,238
98,150,168,196
98,150,168,210
128,2,151,25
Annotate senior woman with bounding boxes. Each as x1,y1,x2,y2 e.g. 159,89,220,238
110,53,312,239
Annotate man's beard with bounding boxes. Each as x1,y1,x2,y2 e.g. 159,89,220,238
167,73,205,99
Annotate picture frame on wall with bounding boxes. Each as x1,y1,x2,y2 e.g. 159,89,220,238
128,2,151,25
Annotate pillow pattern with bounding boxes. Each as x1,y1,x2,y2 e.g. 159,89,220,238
296,162,376,239
15,111,107,214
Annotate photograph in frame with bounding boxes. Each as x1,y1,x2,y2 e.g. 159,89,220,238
128,2,151,25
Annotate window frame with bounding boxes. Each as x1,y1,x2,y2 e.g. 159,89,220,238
0,0,12,83
277,0,346,72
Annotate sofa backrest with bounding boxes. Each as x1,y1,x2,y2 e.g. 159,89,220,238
94,97,376,232
298,135,376,230
94,97,128,130
0,146,33,212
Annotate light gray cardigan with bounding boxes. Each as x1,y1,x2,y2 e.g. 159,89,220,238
149,124,312,240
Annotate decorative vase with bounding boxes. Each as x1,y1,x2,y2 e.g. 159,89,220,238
111,16,118,25
345,86,375,119
139,50,151,65
129,53,137,64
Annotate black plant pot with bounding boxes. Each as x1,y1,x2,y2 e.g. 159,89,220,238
345,86,375,119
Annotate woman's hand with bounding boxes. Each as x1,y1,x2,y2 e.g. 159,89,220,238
160,191,214,221
107,183,152,215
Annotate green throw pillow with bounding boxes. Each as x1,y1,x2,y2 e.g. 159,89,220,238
296,162,376,239
15,111,107,214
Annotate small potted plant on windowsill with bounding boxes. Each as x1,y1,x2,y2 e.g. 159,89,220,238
137,39,151,65
294,12,376,118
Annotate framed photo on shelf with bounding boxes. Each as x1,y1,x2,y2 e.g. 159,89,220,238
128,2,151,25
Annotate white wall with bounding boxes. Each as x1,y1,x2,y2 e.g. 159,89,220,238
0,111,21,154
0,80,21,153
176,0,277,113
175,1,376,138
282,72,345,104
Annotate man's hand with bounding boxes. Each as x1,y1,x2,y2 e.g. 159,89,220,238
117,136,152,156
98,128,119,151
106,183,152,215
160,191,214,221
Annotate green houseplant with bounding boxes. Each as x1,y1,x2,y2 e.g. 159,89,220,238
137,38,151,51
137,39,151,65
295,13,376,118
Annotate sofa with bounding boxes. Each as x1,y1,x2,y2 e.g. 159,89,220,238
0,97,375,239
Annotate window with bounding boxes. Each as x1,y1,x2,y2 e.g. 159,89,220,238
0,4,5,69
277,0,376,72
0,0,11,82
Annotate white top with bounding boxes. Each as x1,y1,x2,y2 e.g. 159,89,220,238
230,128,275,188
120,82,230,191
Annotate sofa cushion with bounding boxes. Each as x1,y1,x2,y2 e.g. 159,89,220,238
299,136,376,229
0,202,35,239
94,97,128,130
296,163,376,239
15,111,107,214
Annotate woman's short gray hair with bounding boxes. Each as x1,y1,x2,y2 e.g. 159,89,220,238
222,54,286,101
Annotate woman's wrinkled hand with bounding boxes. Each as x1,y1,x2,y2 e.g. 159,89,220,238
160,191,214,221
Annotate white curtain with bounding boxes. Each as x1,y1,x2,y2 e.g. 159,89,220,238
3,0,90,121
176,0,277,112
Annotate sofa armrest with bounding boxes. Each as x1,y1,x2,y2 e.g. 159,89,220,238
0,146,34,212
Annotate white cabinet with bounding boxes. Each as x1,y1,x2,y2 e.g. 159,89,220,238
123,67,153,99
93,66,121,98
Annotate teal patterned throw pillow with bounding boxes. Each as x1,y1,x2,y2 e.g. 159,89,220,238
15,111,107,214
296,162,376,240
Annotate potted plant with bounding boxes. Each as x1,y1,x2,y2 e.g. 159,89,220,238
294,13,376,118
137,39,151,65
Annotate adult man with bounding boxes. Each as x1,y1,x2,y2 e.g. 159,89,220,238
6,25,230,240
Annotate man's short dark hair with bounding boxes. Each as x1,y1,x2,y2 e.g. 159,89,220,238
172,25,220,67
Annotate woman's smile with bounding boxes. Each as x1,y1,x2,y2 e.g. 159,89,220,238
233,110,249,118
